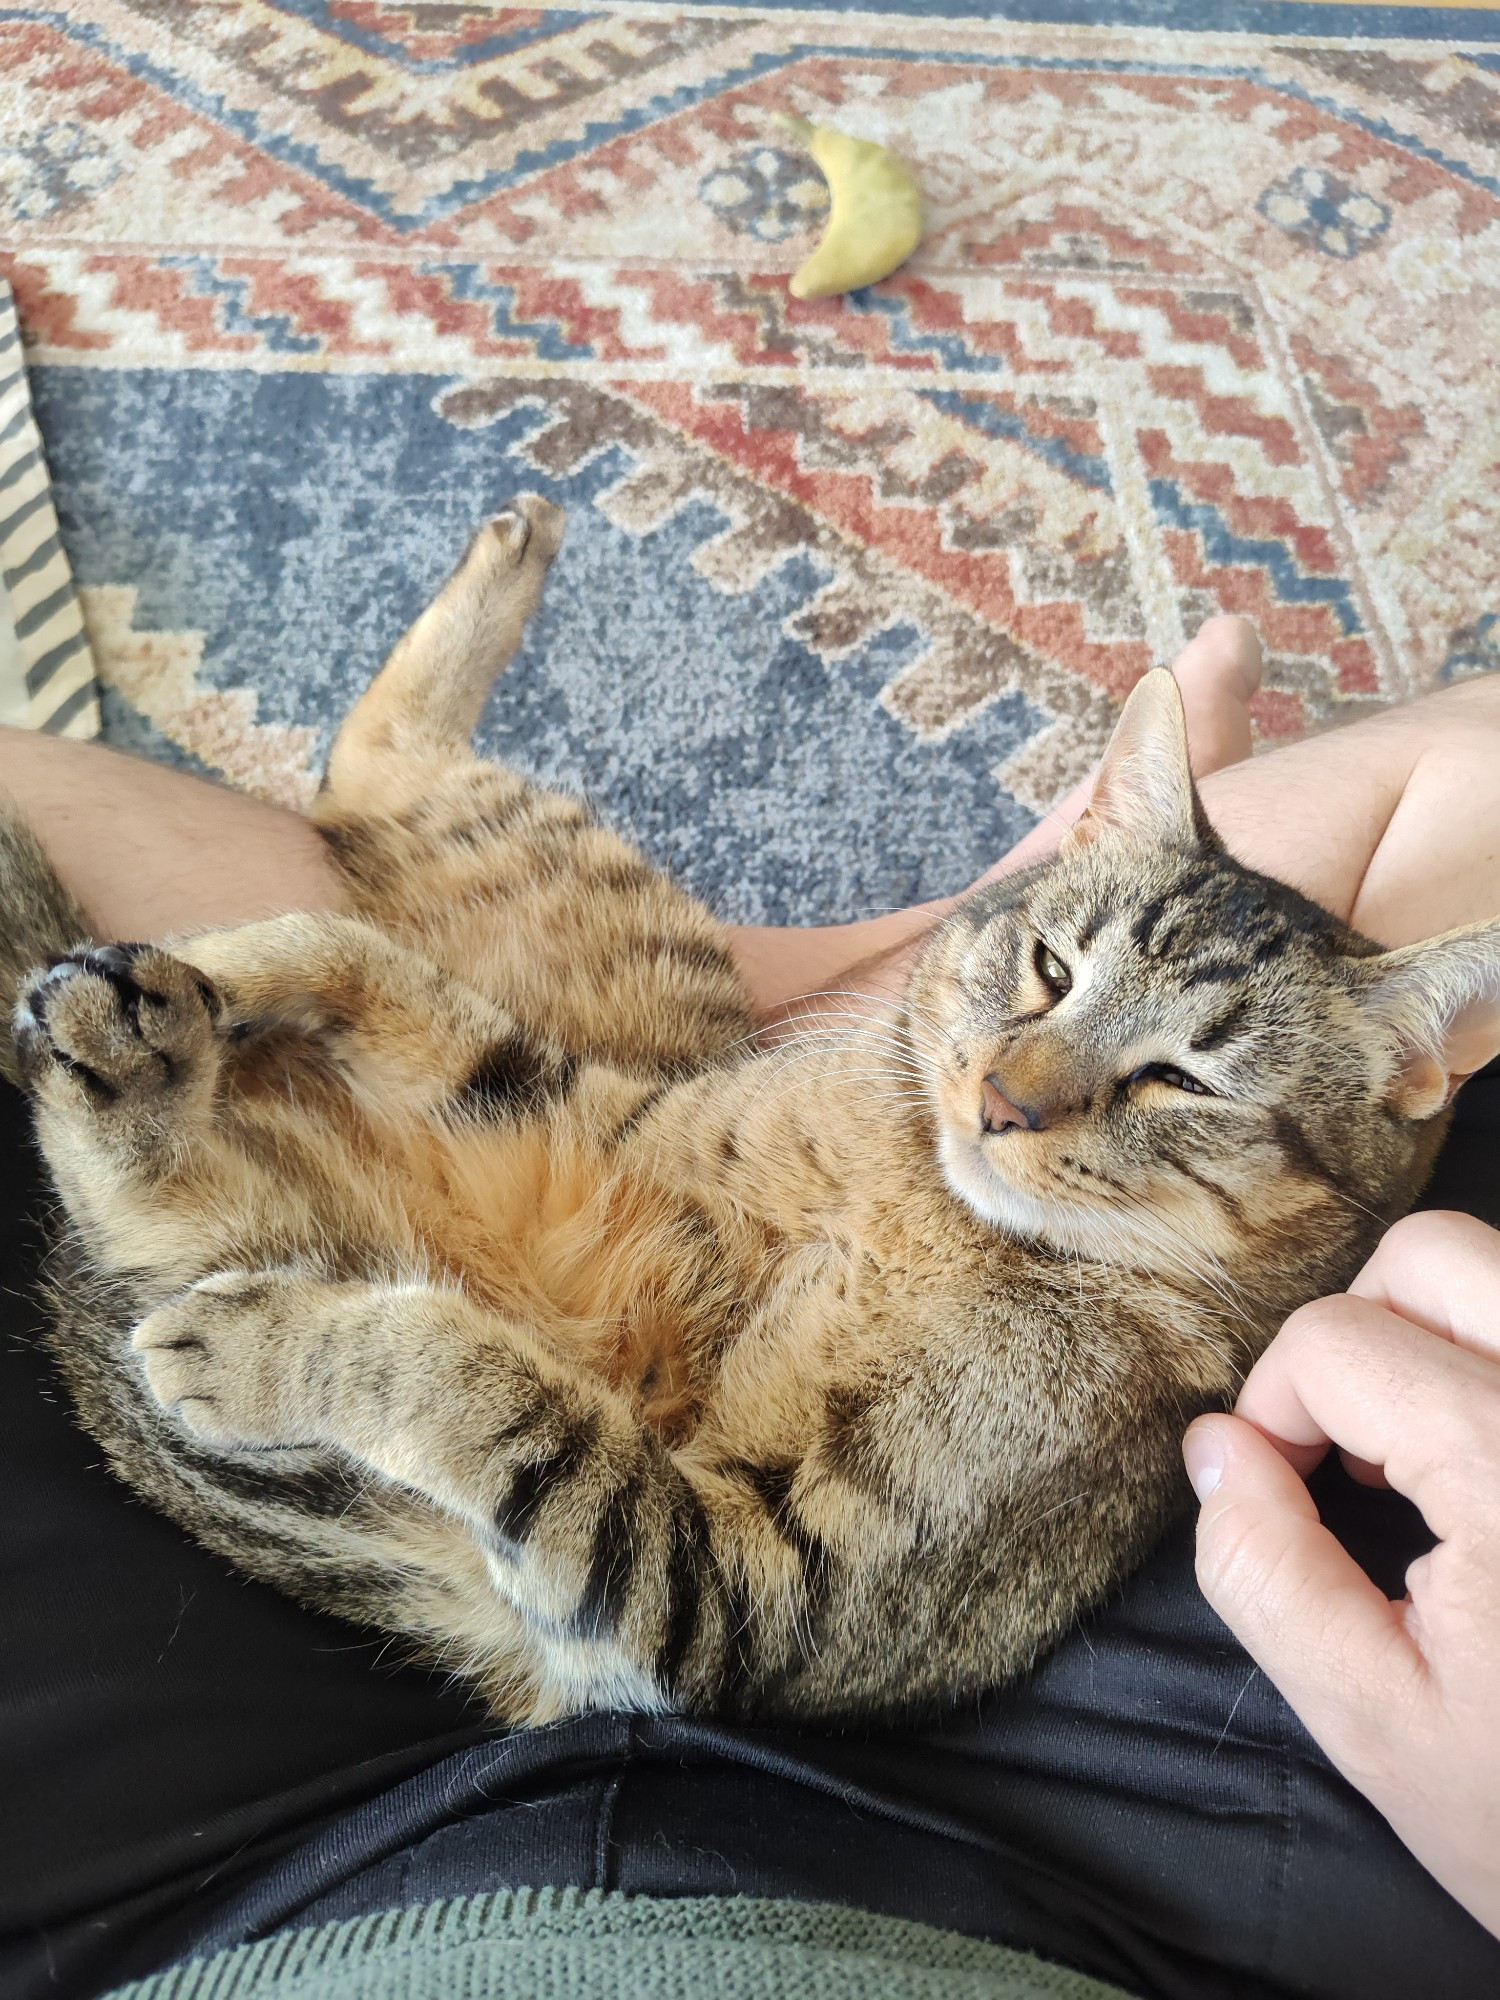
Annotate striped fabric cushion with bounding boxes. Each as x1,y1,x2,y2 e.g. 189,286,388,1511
0,279,99,739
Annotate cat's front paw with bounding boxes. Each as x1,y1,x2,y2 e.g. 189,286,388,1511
16,945,222,1122
132,1271,325,1450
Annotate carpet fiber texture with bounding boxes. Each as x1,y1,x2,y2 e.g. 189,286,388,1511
3,0,1498,922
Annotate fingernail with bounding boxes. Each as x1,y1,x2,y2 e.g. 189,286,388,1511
1183,1424,1223,1502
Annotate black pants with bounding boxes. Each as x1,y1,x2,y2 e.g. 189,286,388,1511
4,1075,1499,2000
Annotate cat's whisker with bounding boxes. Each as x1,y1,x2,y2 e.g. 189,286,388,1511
1321,1184,1392,1230
770,987,943,1035
1050,1193,1254,1352
729,1028,929,1110
1105,1205,1246,1311
774,1031,924,1072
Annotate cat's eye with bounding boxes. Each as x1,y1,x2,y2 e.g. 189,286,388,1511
1129,1062,1213,1097
1034,942,1072,997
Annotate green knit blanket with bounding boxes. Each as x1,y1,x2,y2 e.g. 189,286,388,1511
104,1889,1135,2000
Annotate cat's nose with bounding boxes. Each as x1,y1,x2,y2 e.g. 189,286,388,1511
980,1075,1043,1134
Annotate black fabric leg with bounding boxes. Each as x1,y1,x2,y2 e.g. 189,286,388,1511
173,1459,1500,2000
3,1068,1498,1999
0,1084,485,1999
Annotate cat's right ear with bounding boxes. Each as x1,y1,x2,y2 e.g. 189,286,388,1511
1062,669,1214,854
1353,917,1500,1121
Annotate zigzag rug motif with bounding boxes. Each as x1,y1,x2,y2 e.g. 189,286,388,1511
3,0,1498,921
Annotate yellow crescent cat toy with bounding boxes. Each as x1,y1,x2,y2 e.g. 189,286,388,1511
776,113,924,300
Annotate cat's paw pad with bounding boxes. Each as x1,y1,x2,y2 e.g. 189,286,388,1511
16,945,221,1111
132,1271,316,1450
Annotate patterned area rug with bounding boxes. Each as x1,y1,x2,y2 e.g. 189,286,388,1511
4,0,1499,923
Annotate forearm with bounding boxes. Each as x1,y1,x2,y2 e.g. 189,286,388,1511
0,725,344,939
1205,677,1500,947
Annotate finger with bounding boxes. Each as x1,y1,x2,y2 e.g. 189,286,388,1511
1180,612,1264,703
1339,1448,1390,1490
1172,615,1261,773
1185,1414,1427,1777
1349,1210,1500,1365
1232,1295,1500,1532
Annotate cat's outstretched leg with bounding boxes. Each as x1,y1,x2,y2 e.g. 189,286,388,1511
325,496,565,808
314,502,754,1078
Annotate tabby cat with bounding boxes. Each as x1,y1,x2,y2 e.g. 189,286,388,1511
8,498,1498,1724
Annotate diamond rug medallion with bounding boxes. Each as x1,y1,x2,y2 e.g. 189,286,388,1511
4,0,1499,921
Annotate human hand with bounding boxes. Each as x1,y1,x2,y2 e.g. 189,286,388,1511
1183,1209,1500,1938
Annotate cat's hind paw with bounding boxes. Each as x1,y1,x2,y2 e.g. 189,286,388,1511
483,493,565,570
451,495,565,619
132,1270,322,1451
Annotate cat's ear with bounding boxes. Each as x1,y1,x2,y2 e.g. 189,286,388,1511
1062,669,1213,853
1353,918,1500,1120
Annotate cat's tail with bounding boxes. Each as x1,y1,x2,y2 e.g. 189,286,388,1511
0,808,89,1086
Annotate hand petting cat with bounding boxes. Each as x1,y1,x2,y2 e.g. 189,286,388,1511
1185,1208,1500,1941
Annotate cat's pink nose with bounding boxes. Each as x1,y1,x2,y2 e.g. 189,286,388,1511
980,1075,1041,1135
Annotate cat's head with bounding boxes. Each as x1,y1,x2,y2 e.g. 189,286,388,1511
906,670,1500,1300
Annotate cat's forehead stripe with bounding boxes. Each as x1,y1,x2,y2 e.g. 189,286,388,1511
1129,872,1215,953
1179,956,1272,989
1189,997,1252,1053
1075,901,1112,950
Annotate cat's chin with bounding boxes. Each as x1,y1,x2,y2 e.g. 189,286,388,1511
937,1129,1101,1255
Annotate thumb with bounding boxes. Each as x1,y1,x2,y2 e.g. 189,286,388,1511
1184,1414,1426,1773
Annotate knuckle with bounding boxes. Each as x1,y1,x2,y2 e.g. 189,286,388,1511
1443,1383,1500,1478
1400,1395,1500,1509
1377,1208,1486,1269
1278,1292,1360,1355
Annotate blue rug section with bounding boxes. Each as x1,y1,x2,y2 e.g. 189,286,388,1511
267,0,1500,42
1147,480,1364,635
704,0,1500,35
31,367,1043,928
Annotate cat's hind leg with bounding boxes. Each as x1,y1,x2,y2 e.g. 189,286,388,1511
130,1269,801,1720
315,502,753,1078
323,497,565,811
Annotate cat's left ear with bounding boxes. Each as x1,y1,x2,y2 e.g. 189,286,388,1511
1063,669,1215,854
1353,918,1500,1120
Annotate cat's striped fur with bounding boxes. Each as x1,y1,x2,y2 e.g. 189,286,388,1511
10,497,1500,1723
